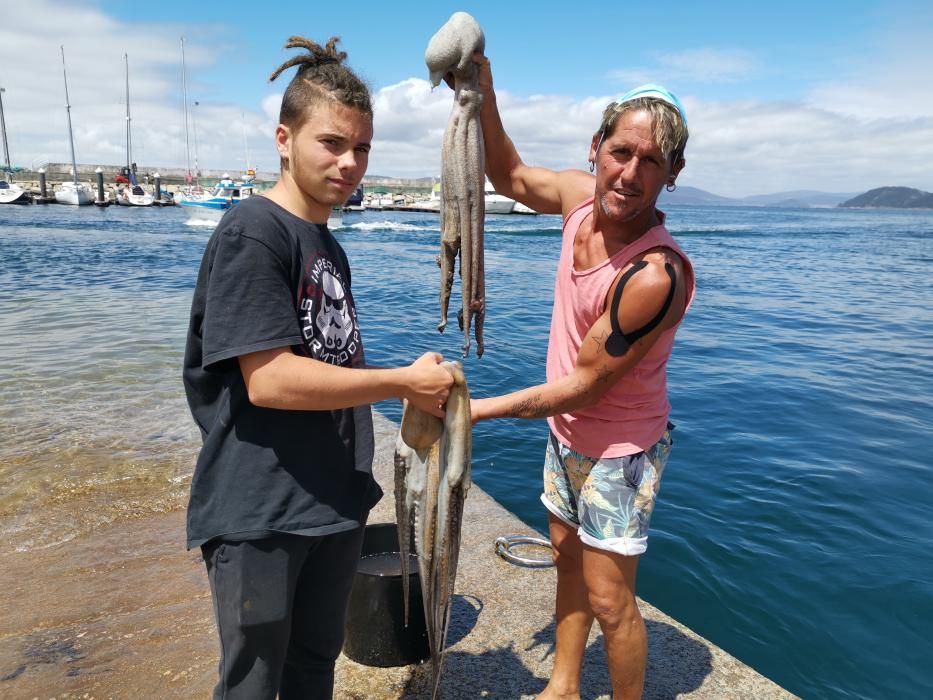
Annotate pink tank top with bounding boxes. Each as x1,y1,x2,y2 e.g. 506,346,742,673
546,198,696,458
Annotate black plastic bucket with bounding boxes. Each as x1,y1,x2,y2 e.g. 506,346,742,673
343,522,429,666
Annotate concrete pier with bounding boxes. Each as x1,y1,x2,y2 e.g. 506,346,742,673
0,411,796,698
335,414,797,699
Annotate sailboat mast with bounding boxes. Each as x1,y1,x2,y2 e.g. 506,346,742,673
60,46,78,186
0,86,11,175
181,37,192,183
242,112,250,172
192,101,200,182
125,53,132,172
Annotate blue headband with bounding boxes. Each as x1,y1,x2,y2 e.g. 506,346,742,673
617,84,688,127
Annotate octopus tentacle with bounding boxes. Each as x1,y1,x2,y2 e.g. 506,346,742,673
438,102,462,333
455,87,475,356
426,11,487,359
394,362,471,700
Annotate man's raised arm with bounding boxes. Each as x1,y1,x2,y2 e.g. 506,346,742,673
474,54,593,216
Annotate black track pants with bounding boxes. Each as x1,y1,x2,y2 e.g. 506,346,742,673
202,527,365,700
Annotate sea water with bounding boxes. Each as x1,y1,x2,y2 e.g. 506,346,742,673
0,202,930,699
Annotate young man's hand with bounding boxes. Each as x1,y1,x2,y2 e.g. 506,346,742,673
403,352,454,417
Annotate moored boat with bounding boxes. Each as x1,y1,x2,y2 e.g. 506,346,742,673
0,180,30,204
56,46,92,206
0,84,30,204
178,174,255,221
115,53,153,206
55,180,94,206
401,181,441,212
402,179,522,214
115,182,154,206
343,186,365,211
484,180,515,214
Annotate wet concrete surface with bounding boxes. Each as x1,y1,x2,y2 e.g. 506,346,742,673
0,412,796,698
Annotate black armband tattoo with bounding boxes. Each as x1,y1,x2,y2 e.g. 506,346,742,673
604,261,677,358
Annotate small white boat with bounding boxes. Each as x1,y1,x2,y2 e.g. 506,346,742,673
178,175,255,222
55,180,94,206
57,46,92,206
365,193,396,209
177,184,211,201
0,180,30,204
115,54,153,207
484,181,515,214
327,206,343,229
115,183,154,206
1,84,30,204
512,201,538,215
404,179,517,214
403,181,441,212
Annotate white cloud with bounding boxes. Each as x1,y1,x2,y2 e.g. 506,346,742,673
366,80,933,197
366,80,606,177
3,4,931,198
609,48,759,85
804,29,933,120
0,1,266,173
681,99,933,196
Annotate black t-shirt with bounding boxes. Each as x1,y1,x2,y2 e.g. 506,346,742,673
183,195,381,549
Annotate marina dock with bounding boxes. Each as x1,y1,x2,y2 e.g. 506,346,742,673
0,164,542,213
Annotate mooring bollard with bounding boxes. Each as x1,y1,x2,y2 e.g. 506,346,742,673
153,173,161,205
94,167,109,206
34,168,55,204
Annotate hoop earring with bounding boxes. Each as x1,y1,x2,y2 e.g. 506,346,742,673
589,161,595,173
666,182,676,192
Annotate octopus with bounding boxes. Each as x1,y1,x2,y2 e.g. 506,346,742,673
394,361,471,700
425,11,486,358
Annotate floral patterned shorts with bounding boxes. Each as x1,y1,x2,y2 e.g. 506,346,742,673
541,424,674,556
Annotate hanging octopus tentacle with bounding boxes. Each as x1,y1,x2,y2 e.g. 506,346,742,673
426,12,487,358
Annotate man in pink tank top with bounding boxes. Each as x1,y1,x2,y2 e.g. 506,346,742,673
468,54,695,700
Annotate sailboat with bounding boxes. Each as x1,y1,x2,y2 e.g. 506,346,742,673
55,46,93,206
179,112,258,221
0,86,29,204
115,54,153,206
175,37,208,203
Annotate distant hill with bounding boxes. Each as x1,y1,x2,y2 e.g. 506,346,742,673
661,186,857,208
660,185,737,206
839,187,933,209
364,176,890,209
738,190,859,207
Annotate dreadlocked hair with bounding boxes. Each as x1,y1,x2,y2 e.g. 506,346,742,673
269,36,373,129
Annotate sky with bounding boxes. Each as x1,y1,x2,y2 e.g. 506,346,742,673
1,0,932,198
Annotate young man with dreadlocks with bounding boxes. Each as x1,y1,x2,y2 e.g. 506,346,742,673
468,54,696,700
183,37,453,699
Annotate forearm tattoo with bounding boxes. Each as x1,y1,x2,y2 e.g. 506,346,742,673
595,365,613,384
511,394,551,418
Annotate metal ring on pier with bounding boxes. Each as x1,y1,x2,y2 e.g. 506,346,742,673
494,534,554,568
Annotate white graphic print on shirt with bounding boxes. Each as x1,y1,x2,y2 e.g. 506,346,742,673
298,255,361,366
